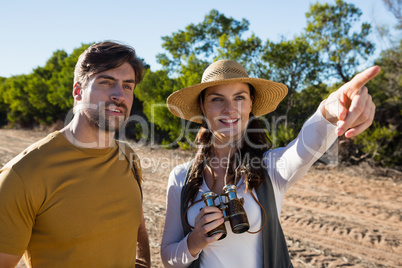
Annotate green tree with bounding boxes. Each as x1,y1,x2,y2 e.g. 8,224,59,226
0,44,92,127
383,0,402,29
1,75,36,126
134,55,206,147
351,122,399,167
356,40,402,169
134,69,183,145
262,36,322,126
25,70,54,124
21,50,70,125
47,44,91,113
370,41,402,105
157,9,262,76
291,83,330,127
306,0,374,82
0,77,8,126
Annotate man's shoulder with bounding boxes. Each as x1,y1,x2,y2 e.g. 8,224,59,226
115,140,138,157
3,132,61,168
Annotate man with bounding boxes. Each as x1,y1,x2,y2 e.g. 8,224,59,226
0,41,150,267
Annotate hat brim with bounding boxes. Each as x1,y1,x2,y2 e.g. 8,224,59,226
167,77,288,124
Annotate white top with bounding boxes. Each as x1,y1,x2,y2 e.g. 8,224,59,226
161,106,338,268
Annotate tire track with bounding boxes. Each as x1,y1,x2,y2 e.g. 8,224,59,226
285,224,401,267
284,195,401,230
281,169,401,267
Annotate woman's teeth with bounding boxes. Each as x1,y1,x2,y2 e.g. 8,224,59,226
220,119,238,123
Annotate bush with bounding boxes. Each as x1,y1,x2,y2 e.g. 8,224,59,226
268,124,297,148
351,122,400,167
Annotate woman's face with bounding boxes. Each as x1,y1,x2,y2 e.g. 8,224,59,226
201,82,253,143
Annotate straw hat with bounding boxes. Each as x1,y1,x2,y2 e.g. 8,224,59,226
167,59,288,124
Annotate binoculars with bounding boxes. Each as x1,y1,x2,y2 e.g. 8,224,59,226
201,184,249,240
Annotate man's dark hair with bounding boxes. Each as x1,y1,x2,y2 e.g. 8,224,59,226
74,41,144,88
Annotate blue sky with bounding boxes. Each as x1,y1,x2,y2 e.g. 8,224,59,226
0,0,398,78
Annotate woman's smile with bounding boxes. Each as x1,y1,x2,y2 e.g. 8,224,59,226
218,117,240,125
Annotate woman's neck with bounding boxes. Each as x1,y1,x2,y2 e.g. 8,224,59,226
212,144,232,160
211,136,243,158
209,144,239,176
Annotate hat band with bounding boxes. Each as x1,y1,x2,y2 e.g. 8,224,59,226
202,67,249,83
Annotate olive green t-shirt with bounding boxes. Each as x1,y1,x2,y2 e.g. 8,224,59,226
0,132,142,267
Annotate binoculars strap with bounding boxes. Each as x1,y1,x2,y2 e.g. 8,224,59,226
247,190,267,234
183,198,203,230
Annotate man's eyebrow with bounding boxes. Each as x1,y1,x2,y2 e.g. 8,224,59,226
123,79,136,84
96,75,116,81
96,75,135,84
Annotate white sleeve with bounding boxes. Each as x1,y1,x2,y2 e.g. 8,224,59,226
160,164,200,267
264,103,338,215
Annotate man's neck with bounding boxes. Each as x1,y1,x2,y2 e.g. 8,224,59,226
60,116,115,149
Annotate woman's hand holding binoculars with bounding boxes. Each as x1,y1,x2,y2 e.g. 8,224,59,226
187,206,224,257
187,185,250,257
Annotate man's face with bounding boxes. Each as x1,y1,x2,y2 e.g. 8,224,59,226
75,62,135,133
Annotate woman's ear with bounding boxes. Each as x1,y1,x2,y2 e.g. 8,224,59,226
200,103,205,115
199,95,206,116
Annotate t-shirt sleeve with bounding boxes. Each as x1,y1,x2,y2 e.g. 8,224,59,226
0,166,35,255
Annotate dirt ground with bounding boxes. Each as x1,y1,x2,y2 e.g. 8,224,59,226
1,129,400,268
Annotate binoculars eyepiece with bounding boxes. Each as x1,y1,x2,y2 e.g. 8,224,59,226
201,184,250,240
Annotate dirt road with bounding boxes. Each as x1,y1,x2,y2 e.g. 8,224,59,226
1,129,400,268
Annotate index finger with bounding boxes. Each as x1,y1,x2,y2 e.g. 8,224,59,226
348,65,381,90
201,206,222,214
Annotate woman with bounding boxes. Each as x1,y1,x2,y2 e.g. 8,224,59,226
161,59,379,267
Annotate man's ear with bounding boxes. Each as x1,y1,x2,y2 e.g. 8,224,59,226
73,82,82,100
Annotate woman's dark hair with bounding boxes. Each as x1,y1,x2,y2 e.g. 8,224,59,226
184,84,272,206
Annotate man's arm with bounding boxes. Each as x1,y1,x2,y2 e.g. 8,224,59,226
0,252,22,268
135,212,151,268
